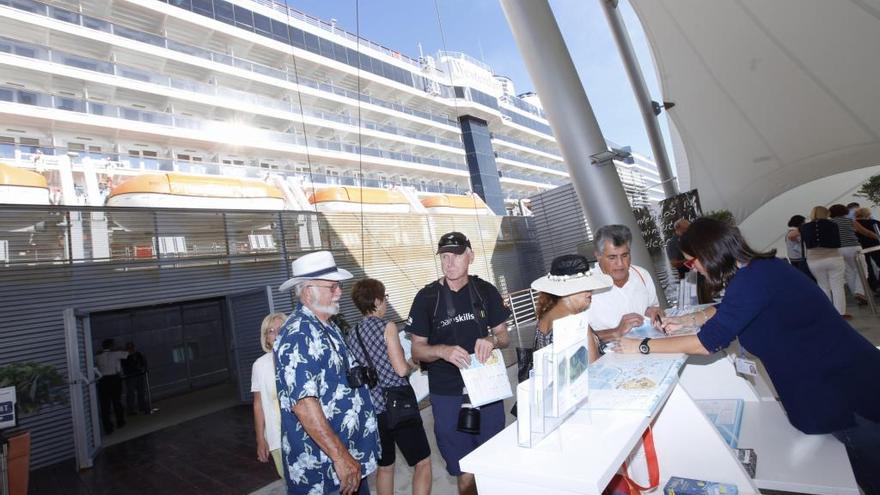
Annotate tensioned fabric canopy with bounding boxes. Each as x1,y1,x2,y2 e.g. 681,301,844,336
629,0,880,220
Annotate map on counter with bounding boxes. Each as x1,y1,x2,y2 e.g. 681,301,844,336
586,353,686,414
625,321,667,339
460,349,513,407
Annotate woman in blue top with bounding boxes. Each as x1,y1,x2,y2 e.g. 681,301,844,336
347,278,432,495
620,218,880,493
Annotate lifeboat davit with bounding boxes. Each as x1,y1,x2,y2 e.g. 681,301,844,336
106,173,285,210
0,162,49,205
309,186,411,213
419,193,494,215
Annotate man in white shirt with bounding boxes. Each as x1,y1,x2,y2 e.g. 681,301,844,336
587,225,662,343
95,339,128,433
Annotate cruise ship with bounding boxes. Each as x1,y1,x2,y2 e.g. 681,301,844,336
0,0,666,473
0,0,664,213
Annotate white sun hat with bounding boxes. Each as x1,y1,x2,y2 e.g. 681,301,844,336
531,254,613,297
279,250,353,292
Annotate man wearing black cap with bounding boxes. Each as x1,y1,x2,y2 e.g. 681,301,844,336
406,231,510,495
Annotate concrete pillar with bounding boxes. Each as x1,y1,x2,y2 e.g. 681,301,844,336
499,0,665,301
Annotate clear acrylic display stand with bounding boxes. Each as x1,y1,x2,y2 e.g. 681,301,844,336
517,335,591,448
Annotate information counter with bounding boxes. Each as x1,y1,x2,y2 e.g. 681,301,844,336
461,352,858,495
460,353,757,494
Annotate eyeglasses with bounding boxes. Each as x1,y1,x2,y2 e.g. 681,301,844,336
306,281,343,291
683,258,696,270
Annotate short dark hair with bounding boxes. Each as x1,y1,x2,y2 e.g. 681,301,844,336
102,339,114,350
351,278,385,315
829,204,848,218
847,202,860,209
680,218,776,289
787,215,806,228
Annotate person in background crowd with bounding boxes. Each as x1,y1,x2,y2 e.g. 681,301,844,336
785,215,814,281
95,339,128,434
621,218,880,494
666,218,691,279
348,278,432,495
275,251,379,495
251,312,286,478
122,342,150,416
801,206,848,317
854,207,880,293
587,225,663,346
407,231,510,495
830,204,873,306
847,202,861,219
531,254,612,362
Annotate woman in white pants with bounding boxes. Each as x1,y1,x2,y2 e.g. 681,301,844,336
801,206,848,317
830,204,876,305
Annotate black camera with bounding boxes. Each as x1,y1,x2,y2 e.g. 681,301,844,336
347,365,378,389
457,395,480,434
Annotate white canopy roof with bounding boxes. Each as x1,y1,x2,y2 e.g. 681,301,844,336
629,0,880,220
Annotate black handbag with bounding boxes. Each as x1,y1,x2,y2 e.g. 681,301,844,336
383,384,421,428
352,323,421,428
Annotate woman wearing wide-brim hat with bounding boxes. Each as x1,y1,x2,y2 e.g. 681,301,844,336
530,254,613,362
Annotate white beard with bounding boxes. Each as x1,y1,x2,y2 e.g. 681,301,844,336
312,301,339,315
307,285,340,315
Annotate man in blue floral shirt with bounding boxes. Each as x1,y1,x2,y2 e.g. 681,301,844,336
275,251,380,495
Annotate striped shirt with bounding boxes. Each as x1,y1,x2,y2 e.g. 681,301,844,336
831,217,860,247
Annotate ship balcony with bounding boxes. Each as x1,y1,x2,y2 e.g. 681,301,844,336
0,85,471,177
0,36,463,154
494,152,568,176
491,133,560,157
0,1,460,129
499,169,566,188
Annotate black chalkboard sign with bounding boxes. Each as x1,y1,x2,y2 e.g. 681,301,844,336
658,189,702,241
633,206,664,253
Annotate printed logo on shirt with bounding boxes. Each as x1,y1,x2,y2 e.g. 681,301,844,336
439,312,475,329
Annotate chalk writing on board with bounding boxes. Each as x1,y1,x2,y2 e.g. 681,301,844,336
633,207,664,252
659,189,703,242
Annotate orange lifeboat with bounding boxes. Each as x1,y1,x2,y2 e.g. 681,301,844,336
0,162,49,205
309,186,411,213
106,173,284,210
419,193,493,215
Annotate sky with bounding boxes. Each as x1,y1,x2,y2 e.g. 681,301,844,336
285,0,675,164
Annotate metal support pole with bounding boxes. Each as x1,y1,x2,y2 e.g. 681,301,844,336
600,0,678,198
499,0,665,303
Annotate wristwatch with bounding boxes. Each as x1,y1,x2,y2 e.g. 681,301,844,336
639,338,652,355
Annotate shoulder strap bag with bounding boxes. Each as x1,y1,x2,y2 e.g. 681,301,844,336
353,322,421,429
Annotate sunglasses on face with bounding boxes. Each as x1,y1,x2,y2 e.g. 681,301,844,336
308,281,343,291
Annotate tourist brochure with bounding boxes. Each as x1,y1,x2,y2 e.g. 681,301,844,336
551,313,591,417
459,348,512,407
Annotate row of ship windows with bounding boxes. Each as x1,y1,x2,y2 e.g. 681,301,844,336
2,0,557,140
155,0,554,130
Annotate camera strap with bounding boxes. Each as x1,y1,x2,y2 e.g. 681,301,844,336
352,321,379,373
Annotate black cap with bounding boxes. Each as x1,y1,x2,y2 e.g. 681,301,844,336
437,231,471,255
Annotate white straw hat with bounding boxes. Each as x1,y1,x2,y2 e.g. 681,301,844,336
530,254,612,296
